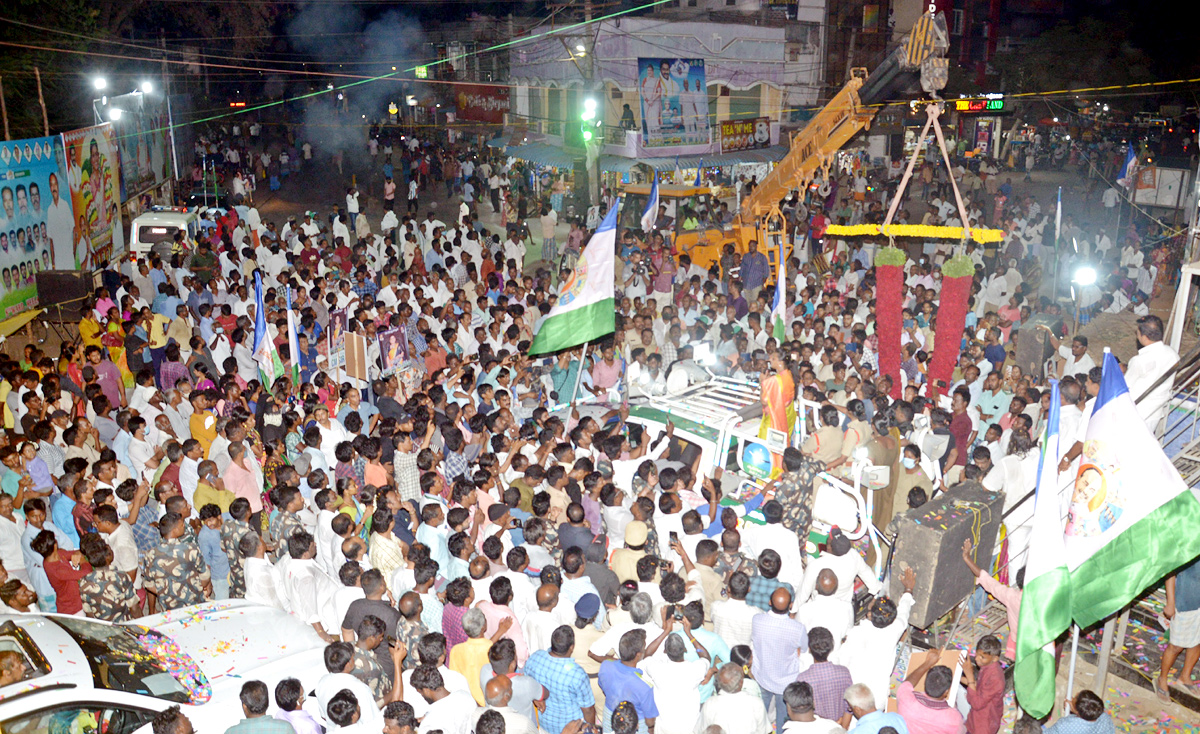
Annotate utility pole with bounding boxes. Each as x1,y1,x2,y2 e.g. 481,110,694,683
34,67,49,136
162,31,180,202
0,76,9,141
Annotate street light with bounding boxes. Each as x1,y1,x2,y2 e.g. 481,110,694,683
140,81,153,94
1073,266,1097,287
93,77,107,90
108,108,123,121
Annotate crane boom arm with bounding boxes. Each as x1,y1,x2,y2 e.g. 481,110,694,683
735,11,950,224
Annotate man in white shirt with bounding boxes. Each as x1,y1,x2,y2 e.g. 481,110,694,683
697,664,771,734
1124,315,1179,431
742,500,807,590
587,592,663,661
523,583,570,655
834,567,916,710
280,531,332,641
412,666,478,734
477,679,538,734
795,530,880,605
794,569,853,655
502,233,526,270
316,642,387,731
240,532,282,608
711,571,760,648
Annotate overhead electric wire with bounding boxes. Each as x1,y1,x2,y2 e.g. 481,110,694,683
7,0,1200,142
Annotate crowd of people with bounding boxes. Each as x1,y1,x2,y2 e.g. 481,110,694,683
1,123,1189,734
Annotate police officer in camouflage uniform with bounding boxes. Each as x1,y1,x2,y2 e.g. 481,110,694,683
269,486,306,562
396,592,430,671
221,498,256,598
353,614,391,703
79,533,139,622
142,511,212,611
769,447,825,550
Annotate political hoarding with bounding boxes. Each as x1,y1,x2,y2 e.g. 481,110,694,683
109,91,172,201
0,136,70,317
637,58,709,148
63,124,121,270
719,117,771,154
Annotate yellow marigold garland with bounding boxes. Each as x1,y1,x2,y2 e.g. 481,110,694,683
825,223,1005,244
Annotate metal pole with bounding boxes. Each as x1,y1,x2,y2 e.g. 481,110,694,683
1114,608,1131,657
567,341,590,408
0,76,9,141
1186,142,1200,262
1115,190,1122,256
1094,615,1118,696
1064,624,1080,715
1052,186,1063,300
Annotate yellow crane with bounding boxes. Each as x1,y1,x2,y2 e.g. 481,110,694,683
619,10,953,274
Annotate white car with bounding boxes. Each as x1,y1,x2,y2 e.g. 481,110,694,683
0,600,326,734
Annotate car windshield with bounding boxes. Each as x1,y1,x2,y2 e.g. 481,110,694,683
619,192,648,232
674,194,711,233
50,617,210,705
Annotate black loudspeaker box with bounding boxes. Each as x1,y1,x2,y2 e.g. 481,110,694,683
888,481,1006,629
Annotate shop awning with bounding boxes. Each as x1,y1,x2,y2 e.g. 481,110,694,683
504,143,579,169
502,145,788,172
639,145,789,171
598,156,637,174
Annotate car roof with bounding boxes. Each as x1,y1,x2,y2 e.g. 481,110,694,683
0,614,95,702
0,602,327,707
132,211,196,226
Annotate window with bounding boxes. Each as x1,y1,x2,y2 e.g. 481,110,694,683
951,8,965,35
2,705,156,734
688,0,698,6
49,617,205,704
673,194,712,234
726,0,736,5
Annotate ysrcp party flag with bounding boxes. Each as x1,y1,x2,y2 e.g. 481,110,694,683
252,271,283,382
529,205,617,355
640,177,659,233
771,239,787,342
1014,380,1070,719
1066,351,1200,628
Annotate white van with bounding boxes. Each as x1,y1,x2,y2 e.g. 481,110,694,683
128,206,201,261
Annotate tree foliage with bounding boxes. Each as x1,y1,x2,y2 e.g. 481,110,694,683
991,17,1155,95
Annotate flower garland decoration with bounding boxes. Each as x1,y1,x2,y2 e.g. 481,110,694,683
133,630,213,704
926,253,976,399
825,223,1006,244
874,245,906,398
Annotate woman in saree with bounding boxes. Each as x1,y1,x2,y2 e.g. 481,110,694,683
100,305,133,388
759,352,797,442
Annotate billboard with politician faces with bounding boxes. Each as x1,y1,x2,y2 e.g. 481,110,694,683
637,57,709,148
63,124,121,271
0,135,70,318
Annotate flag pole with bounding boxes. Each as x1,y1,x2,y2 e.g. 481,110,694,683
568,342,590,408
1052,186,1062,301
1064,624,1080,715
